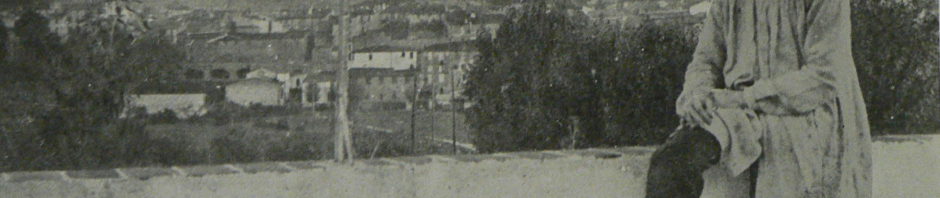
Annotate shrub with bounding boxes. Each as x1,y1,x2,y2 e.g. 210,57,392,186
147,109,180,124
254,119,290,131
0,119,199,171
265,132,330,161
93,120,198,167
202,102,251,125
209,129,260,163
465,3,695,152
851,0,939,133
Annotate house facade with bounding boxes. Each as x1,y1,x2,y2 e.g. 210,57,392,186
349,45,420,71
307,71,336,106
349,68,418,111
226,78,284,106
419,41,477,107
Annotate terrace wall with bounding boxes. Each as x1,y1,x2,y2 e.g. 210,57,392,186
1,135,937,198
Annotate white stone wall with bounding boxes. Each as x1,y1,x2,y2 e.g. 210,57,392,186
1,135,936,197
127,94,207,118
226,81,283,106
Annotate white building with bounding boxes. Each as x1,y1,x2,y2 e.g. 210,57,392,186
226,78,284,106
245,68,280,79
420,41,478,107
123,82,209,119
244,68,311,105
349,45,420,71
127,94,208,119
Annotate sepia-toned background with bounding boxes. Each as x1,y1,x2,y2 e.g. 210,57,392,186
0,0,935,197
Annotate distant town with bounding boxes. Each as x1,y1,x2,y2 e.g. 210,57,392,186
3,0,709,117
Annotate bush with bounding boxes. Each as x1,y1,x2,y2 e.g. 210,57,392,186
94,120,198,167
0,119,198,171
201,102,251,125
209,129,260,163
147,109,180,124
254,119,290,131
352,130,456,158
466,3,695,152
265,132,330,161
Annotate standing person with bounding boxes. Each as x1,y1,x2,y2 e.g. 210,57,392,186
645,0,872,197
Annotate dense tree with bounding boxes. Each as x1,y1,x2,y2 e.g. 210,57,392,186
0,7,184,170
0,21,8,62
852,0,939,133
467,0,938,153
0,0,50,10
465,2,683,152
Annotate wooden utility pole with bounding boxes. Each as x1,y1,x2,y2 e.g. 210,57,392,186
411,66,418,154
333,0,354,162
451,64,458,154
445,0,458,154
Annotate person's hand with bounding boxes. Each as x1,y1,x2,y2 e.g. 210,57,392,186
677,91,715,125
709,89,747,109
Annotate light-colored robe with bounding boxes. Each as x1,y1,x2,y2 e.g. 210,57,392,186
677,0,873,197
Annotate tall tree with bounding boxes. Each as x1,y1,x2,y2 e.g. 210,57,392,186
465,2,588,152
1,6,184,170
0,21,8,62
851,0,939,132
465,1,697,152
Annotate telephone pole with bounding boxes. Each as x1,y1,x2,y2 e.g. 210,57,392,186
451,64,458,154
333,0,354,162
411,66,418,154
445,0,458,154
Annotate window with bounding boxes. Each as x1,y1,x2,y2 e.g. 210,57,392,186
409,52,414,58
368,53,373,60
401,52,406,57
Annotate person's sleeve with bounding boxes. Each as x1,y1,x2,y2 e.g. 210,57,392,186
741,0,851,115
677,0,727,111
